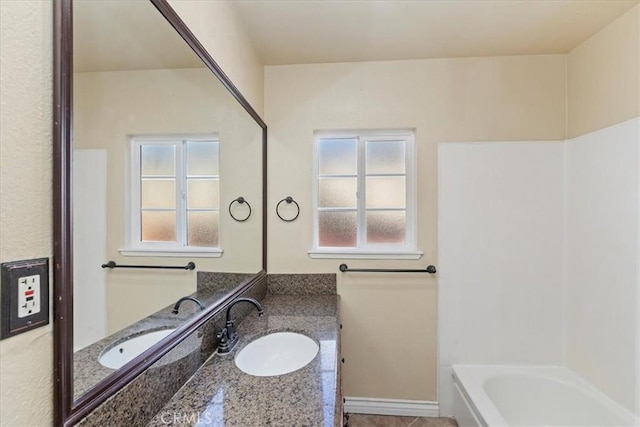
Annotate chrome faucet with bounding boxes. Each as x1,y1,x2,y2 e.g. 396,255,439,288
217,297,264,354
172,296,205,314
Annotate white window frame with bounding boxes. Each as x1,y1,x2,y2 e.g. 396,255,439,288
119,134,223,258
309,129,422,259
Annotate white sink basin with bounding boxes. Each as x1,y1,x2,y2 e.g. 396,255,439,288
234,332,319,376
99,329,174,369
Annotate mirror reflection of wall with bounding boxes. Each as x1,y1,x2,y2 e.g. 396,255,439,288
71,0,262,358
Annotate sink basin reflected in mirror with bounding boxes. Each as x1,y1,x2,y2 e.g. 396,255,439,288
99,329,175,370
234,332,319,376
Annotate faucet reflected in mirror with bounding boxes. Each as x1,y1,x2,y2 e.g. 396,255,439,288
216,298,264,354
172,296,205,314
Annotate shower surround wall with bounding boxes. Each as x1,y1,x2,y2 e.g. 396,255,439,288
438,6,640,417
437,141,565,415
565,119,640,415
437,118,640,417
565,5,640,416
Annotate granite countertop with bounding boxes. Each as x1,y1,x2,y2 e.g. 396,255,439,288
147,294,341,427
73,281,246,399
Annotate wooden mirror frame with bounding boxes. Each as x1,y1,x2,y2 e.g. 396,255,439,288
52,0,267,424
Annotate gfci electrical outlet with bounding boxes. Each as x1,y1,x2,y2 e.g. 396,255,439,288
1,258,49,340
18,275,40,318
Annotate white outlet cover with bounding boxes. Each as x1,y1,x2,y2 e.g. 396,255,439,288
18,275,40,318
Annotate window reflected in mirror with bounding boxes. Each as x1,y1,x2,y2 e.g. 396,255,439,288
132,136,220,249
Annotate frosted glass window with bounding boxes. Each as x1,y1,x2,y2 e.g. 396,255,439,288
131,135,220,251
186,141,219,176
187,179,219,209
313,130,416,254
318,211,357,247
366,140,405,174
141,211,176,242
141,145,175,176
366,211,406,244
319,178,357,208
318,139,357,175
366,177,405,209
187,212,219,247
141,179,176,209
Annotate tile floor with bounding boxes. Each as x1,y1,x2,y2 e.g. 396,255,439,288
346,414,458,427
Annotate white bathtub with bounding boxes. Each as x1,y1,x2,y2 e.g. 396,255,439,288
452,365,638,427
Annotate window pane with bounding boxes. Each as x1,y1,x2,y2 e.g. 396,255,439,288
187,179,219,209
187,141,219,176
366,176,405,209
141,179,176,209
318,138,357,175
318,211,357,247
141,211,176,242
141,145,175,176
366,211,406,244
319,177,356,208
188,211,219,247
366,140,405,174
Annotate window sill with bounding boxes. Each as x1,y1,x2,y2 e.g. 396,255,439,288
308,249,423,260
118,248,223,258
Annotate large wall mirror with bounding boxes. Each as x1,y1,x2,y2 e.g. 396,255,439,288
53,0,267,424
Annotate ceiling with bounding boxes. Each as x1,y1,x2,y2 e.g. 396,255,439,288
74,0,203,72
73,0,638,72
230,0,639,65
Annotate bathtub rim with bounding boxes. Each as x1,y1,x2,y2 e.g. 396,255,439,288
453,365,506,427
452,364,639,427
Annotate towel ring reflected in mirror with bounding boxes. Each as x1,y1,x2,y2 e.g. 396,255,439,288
228,196,252,222
276,196,300,222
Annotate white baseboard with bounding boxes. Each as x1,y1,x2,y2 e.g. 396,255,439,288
344,397,439,417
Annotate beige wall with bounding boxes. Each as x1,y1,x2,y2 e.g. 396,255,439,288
74,68,263,333
265,55,567,400
568,4,640,138
169,0,265,117
0,1,54,426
